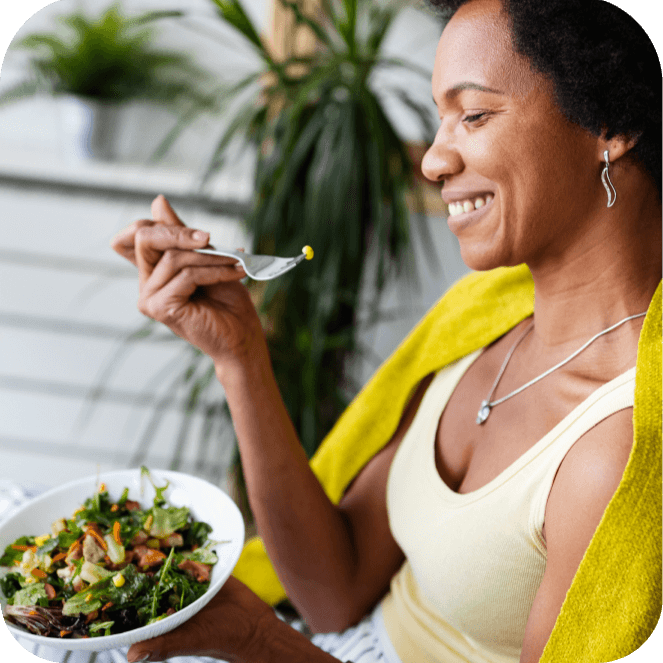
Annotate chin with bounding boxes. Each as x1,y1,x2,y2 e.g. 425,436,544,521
457,241,515,272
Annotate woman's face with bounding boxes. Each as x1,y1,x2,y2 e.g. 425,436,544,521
423,0,603,271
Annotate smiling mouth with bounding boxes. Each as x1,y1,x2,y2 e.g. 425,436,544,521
447,193,494,217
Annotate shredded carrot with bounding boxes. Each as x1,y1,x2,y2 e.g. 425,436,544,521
142,549,166,565
60,630,72,638
28,611,37,616
110,504,119,512
102,602,114,611
52,552,67,563
99,483,106,492
31,568,47,579
113,521,122,546
11,544,36,552
86,528,108,550
67,539,81,555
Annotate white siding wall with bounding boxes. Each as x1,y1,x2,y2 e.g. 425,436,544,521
0,0,467,493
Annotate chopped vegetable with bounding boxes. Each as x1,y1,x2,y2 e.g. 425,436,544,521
0,468,221,639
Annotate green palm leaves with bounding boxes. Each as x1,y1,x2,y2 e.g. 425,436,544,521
207,0,436,456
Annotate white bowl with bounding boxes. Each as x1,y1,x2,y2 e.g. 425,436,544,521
0,469,245,651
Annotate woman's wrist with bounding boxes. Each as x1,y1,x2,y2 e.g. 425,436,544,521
212,337,273,390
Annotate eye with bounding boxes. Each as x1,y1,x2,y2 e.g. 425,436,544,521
462,111,489,125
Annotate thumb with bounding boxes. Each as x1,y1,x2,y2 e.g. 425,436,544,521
151,194,185,227
127,633,176,662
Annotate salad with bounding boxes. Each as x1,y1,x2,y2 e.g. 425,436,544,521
0,468,223,639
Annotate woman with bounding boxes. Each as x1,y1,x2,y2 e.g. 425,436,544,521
111,0,661,661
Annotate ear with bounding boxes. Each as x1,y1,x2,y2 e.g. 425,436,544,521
597,132,640,164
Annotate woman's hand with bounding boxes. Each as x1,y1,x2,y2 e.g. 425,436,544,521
111,195,268,376
126,576,277,663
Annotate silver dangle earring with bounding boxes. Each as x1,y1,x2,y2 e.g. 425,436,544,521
601,150,617,207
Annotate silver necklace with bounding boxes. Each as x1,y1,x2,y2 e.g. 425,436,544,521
476,311,647,424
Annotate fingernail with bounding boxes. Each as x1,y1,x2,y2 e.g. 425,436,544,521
192,230,208,241
127,653,150,663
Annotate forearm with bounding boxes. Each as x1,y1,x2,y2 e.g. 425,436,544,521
218,355,360,632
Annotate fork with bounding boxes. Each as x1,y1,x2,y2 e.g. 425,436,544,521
194,246,313,281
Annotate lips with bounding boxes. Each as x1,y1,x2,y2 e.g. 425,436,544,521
447,194,494,234
448,194,493,216
442,189,495,205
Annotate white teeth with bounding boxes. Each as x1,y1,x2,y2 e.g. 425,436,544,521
447,195,493,216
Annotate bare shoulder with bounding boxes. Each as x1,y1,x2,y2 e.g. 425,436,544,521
544,407,634,549
520,408,634,662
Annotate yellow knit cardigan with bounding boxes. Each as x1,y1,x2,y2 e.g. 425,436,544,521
233,265,662,662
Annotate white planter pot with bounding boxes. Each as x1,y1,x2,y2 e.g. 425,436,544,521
57,95,122,162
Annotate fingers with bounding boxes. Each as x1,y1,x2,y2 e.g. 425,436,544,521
127,633,181,662
140,249,246,308
134,225,210,285
127,643,153,662
151,194,184,227
110,219,154,266
138,251,246,329
143,250,245,297
111,196,184,266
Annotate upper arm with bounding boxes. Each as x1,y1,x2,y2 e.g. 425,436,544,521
519,408,634,663
336,374,435,624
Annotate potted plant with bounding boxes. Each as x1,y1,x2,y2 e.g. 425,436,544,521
0,3,217,161
84,0,440,523
188,0,439,456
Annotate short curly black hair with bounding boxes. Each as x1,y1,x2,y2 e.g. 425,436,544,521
428,0,661,198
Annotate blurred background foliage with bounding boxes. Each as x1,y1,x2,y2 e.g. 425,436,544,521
0,3,219,159
58,0,441,520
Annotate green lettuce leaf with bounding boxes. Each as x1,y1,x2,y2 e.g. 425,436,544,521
149,506,189,538
13,583,49,607
63,564,150,616
181,547,218,565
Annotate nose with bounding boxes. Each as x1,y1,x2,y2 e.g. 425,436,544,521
421,124,463,183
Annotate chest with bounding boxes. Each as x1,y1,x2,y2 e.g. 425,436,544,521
433,338,615,495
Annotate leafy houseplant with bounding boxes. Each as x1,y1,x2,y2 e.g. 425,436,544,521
0,3,216,160
84,0,439,523
198,0,438,456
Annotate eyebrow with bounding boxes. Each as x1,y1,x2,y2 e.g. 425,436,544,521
433,82,505,105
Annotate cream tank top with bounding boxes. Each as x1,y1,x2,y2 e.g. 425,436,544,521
380,350,636,663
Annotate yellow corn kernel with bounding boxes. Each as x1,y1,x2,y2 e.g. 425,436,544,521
144,515,153,532
302,245,314,260
35,534,51,547
112,574,125,588
85,594,93,603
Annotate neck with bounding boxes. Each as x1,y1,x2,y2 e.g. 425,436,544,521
527,182,661,348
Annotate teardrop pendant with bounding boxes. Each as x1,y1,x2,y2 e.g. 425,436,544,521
476,400,491,425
